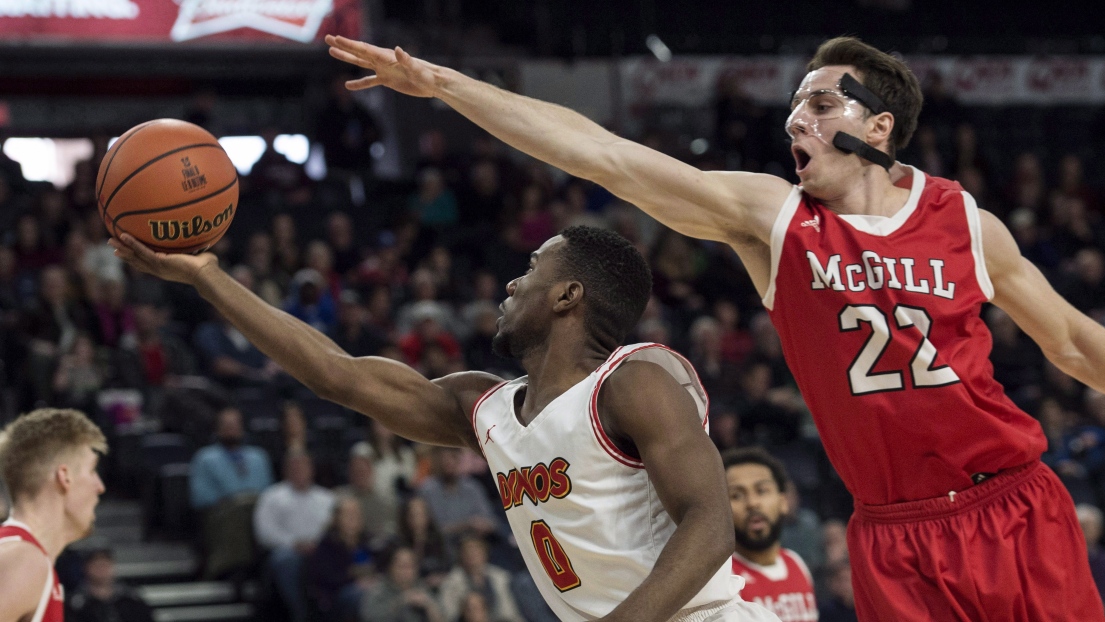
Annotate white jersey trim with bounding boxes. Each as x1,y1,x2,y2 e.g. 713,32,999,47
962,190,995,300
0,519,53,622
836,164,925,237
762,185,803,311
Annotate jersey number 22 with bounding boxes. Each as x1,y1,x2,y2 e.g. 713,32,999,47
839,304,960,395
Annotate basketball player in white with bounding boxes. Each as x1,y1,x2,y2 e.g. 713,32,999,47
110,225,777,621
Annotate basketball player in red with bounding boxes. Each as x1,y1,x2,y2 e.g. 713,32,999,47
724,448,817,622
0,409,108,622
323,33,1105,620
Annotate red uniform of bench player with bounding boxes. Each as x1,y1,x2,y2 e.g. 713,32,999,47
0,409,107,622
323,33,1105,620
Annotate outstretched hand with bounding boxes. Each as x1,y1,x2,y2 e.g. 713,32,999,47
108,234,218,286
326,35,439,98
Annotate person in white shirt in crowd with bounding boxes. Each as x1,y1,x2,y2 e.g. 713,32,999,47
253,449,336,622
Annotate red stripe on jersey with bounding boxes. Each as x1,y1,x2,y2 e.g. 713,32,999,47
589,346,645,468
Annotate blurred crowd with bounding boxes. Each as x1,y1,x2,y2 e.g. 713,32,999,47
1,72,1105,621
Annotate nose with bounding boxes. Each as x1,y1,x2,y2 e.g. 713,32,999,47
505,278,517,296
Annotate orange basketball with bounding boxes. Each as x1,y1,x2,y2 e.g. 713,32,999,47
97,119,239,254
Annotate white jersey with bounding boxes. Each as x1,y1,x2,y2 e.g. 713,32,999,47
472,343,741,621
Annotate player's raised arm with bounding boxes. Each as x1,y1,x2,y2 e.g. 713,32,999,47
325,35,792,244
110,234,495,450
594,360,735,622
983,210,1105,390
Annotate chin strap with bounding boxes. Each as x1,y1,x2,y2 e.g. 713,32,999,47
833,73,894,170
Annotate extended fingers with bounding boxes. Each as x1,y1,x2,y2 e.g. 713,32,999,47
345,76,380,91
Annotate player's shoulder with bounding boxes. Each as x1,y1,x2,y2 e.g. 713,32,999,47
780,548,815,583
0,541,49,614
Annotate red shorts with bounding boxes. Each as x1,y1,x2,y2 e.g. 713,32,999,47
848,461,1105,621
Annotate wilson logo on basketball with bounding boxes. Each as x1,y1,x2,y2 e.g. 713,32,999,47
496,458,572,510
180,156,208,192
148,203,234,242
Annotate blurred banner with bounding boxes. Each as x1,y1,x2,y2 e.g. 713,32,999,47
0,0,361,43
616,56,1105,108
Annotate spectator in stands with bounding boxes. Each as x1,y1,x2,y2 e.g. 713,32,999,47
306,495,377,621
1050,195,1105,260
398,302,463,373
778,483,824,575
192,308,280,387
250,127,312,208
66,549,155,622
337,442,398,541
360,546,444,622
123,301,196,388
438,533,523,622
316,73,383,179
457,592,492,622
724,448,817,621
243,232,284,306
12,212,62,274
817,557,857,622
20,264,91,408
1060,248,1105,317
418,447,498,546
190,406,274,578
326,212,362,277
51,332,105,412
1078,503,1105,601
410,167,460,231
369,420,416,504
330,289,388,358
396,495,451,581
91,273,136,350
285,267,337,333
688,316,742,409
190,406,274,510
254,449,336,622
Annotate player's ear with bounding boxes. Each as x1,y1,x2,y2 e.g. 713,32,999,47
779,485,791,516
55,463,72,494
866,111,895,152
553,280,584,313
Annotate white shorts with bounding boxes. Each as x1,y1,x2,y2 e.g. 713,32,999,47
670,598,782,622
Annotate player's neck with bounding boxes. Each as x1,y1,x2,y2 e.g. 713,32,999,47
735,541,780,567
9,499,73,561
517,333,611,425
820,164,908,218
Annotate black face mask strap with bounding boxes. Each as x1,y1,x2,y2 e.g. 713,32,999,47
834,72,893,170
832,132,894,170
838,73,888,115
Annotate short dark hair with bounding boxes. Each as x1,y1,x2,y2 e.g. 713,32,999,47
807,36,923,156
722,446,789,492
556,226,652,349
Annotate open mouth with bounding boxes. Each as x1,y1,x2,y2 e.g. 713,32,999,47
792,145,812,173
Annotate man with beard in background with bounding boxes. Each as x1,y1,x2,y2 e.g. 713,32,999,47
726,448,817,622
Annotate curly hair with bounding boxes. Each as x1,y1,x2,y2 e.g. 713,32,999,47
556,226,653,350
0,408,107,504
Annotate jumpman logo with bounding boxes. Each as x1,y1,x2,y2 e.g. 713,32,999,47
484,425,497,446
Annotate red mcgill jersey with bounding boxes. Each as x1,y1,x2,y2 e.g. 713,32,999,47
0,519,65,622
764,166,1047,504
732,549,817,622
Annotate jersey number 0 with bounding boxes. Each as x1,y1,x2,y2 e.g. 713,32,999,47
839,304,961,395
530,520,582,592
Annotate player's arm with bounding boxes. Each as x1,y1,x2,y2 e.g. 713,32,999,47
596,361,735,622
325,36,792,243
0,544,49,622
984,210,1105,390
110,235,496,450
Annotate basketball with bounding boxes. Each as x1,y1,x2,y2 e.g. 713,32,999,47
96,119,239,254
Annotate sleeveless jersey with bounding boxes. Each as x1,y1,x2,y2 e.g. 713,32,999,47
0,519,65,622
763,166,1047,505
731,549,817,622
472,343,740,621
